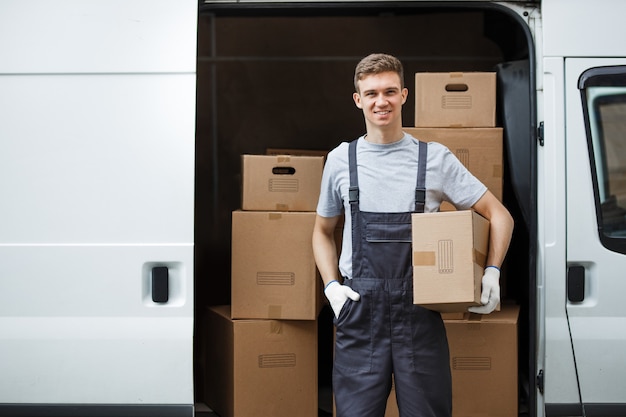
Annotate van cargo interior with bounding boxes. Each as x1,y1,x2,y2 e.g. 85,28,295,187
194,3,536,415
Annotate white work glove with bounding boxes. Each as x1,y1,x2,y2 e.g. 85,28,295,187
468,266,500,314
324,280,361,319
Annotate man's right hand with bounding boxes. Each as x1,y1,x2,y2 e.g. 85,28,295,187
324,280,361,318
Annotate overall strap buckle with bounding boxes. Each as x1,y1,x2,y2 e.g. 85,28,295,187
415,187,426,212
349,186,359,204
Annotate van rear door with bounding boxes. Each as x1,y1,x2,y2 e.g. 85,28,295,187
0,2,197,415
565,59,626,416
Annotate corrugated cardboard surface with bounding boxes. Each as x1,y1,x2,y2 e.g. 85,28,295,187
241,154,324,211
412,210,489,312
266,148,329,161
203,305,318,417
404,127,503,211
444,304,519,417
231,210,322,320
415,72,496,128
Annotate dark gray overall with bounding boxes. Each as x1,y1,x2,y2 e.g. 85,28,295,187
333,139,452,417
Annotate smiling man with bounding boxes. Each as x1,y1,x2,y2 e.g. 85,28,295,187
312,53,514,417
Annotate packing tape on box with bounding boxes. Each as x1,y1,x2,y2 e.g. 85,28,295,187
269,320,282,334
473,248,487,268
493,164,503,178
268,212,282,220
414,251,487,266
468,313,484,322
276,156,292,163
442,312,468,320
466,314,484,332
268,305,282,319
413,251,436,266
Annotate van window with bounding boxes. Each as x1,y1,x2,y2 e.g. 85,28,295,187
579,67,626,253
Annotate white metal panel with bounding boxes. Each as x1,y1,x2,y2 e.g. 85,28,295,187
0,73,195,244
0,0,197,74
543,0,626,58
0,246,193,403
0,246,192,317
565,58,626,403
0,317,192,403
540,57,581,405
0,0,196,407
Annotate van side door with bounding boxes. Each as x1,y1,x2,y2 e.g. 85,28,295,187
0,2,197,415
566,60,626,416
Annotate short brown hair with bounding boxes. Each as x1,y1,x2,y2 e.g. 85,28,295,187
353,53,405,92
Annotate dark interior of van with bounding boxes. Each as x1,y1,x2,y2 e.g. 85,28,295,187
194,3,536,416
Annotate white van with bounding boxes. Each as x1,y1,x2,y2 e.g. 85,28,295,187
2,1,626,416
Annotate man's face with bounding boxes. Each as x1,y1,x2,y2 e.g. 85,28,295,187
353,71,408,129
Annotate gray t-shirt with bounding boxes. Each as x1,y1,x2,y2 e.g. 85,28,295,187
317,133,487,279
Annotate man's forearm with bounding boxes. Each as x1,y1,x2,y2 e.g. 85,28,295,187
485,207,514,268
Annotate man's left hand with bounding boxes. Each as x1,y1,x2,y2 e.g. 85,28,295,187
468,266,500,314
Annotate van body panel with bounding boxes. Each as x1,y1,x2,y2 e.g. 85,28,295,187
0,0,197,74
540,56,581,407
0,405,193,417
565,58,626,404
542,0,626,59
0,246,192,318
3,0,626,416
0,314,192,403
540,1,626,413
0,73,195,244
0,0,197,410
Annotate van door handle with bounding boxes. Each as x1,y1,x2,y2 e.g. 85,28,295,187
567,265,585,303
152,266,169,303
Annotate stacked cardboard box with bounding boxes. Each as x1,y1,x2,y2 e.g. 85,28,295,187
414,72,497,128
203,305,318,417
445,305,520,417
240,154,325,213
412,210,489,313
404,127,503,211
403,72,516,417
233,154,325,319
408,71,501,314
203,153,325,417
410,72,502,211
231,209,322,320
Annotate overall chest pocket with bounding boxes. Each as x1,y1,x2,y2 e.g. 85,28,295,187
365,221,412,243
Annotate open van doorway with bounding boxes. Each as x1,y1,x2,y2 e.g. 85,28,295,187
194,3,536,416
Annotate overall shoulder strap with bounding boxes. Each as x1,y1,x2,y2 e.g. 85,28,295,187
415,140,427,213
348,139,359,205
